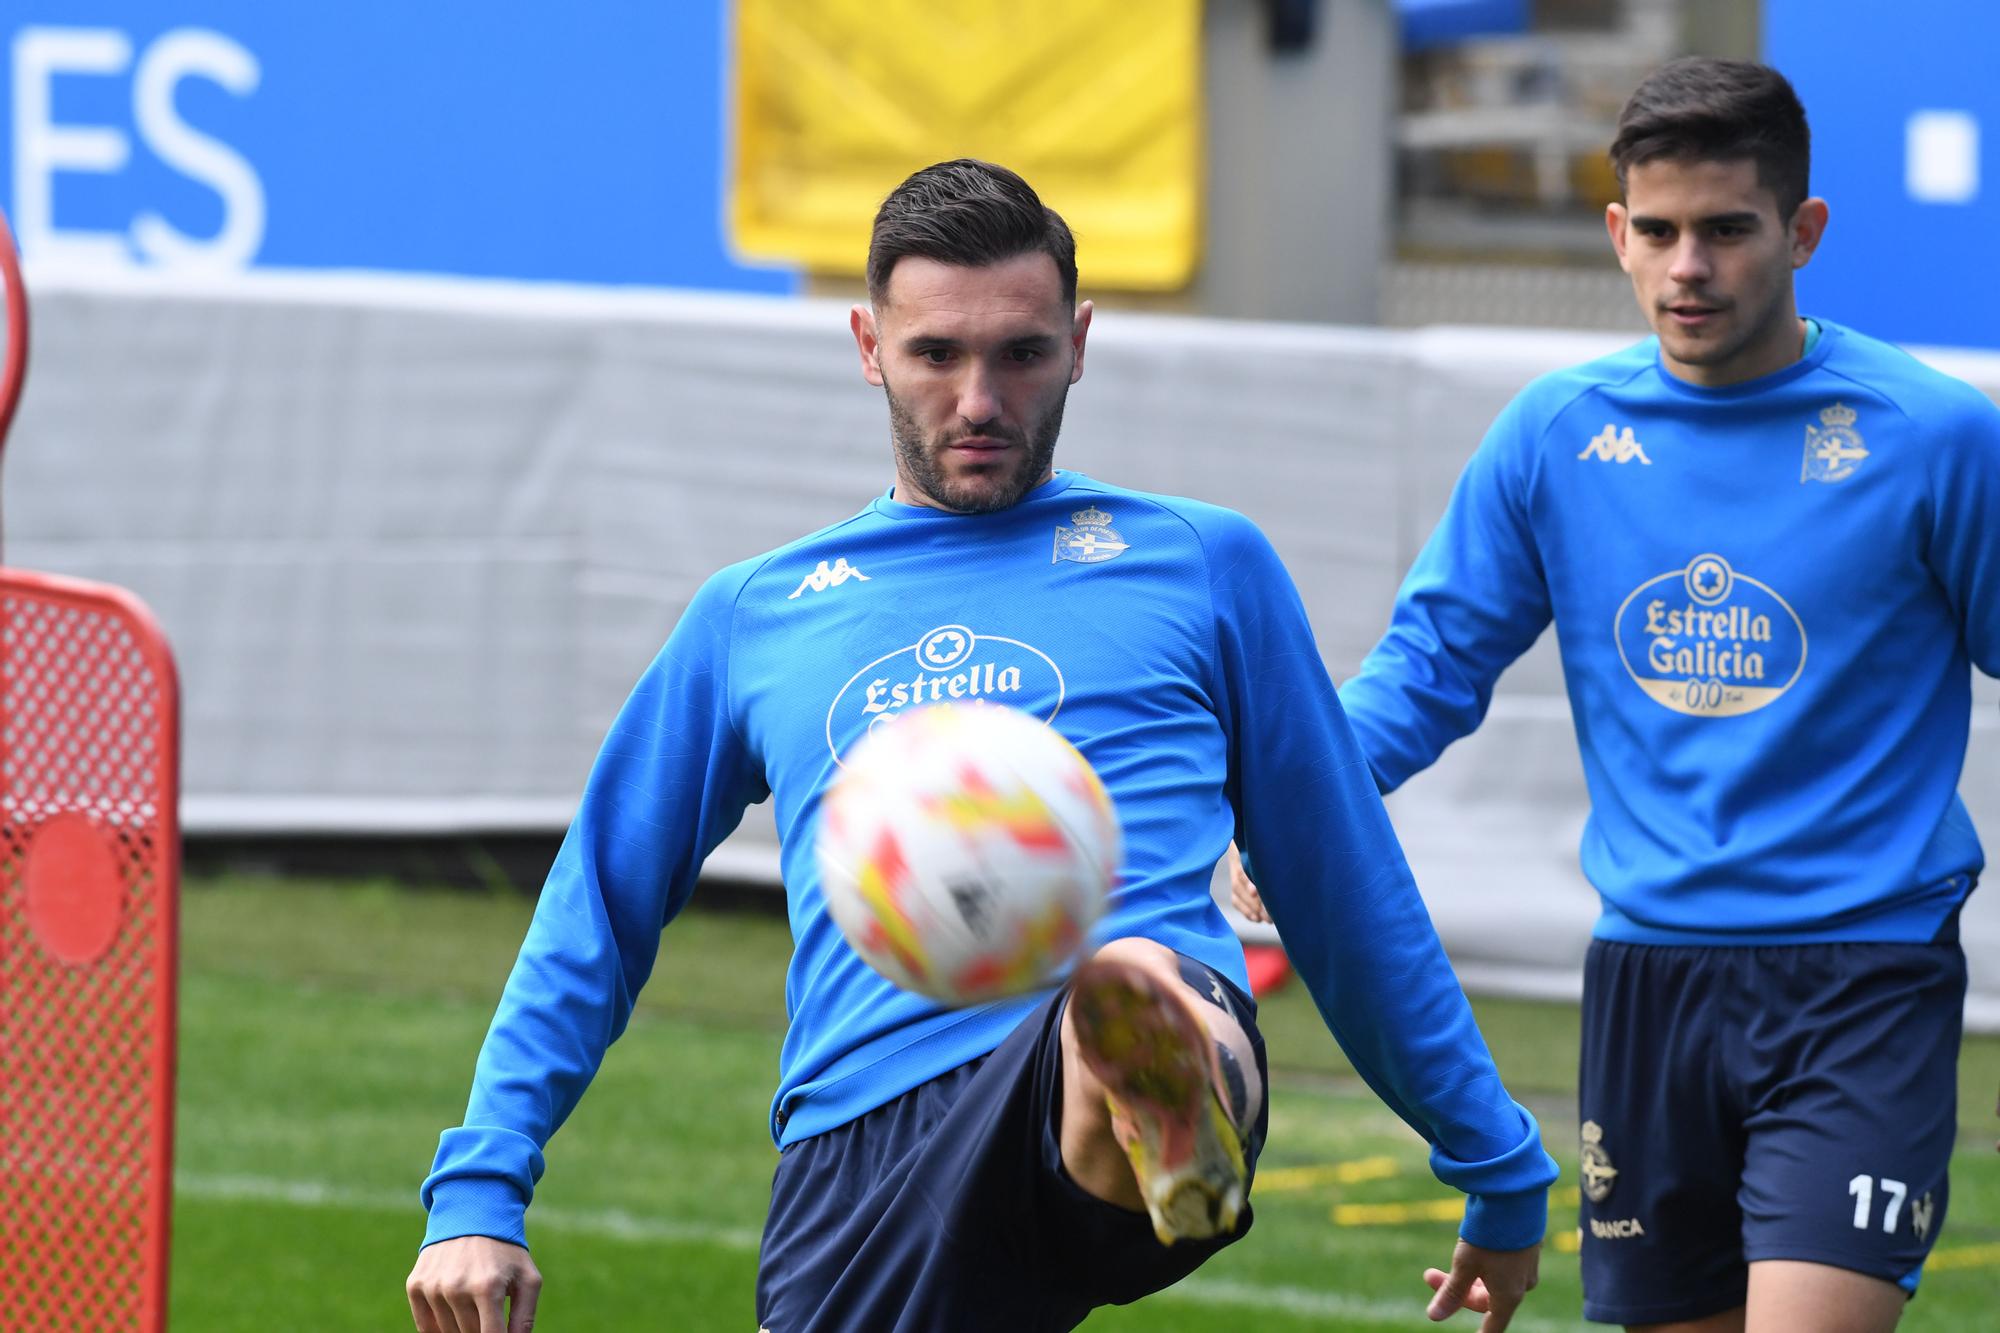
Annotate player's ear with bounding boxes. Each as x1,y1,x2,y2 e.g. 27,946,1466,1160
1068,300,1094,385
1789,197,1830,270
852,304,885,387
1605,203,1632,272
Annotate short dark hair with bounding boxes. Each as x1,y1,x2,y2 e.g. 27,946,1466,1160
866,159,1078,307
1609,58,1811,219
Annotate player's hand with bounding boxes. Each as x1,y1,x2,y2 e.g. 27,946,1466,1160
1225,843,1270,923
1423,1238,1540,1330
407,1235,541,1333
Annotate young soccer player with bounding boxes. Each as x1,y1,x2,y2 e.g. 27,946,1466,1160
405,159,1556,1333
1237,57,1996,1331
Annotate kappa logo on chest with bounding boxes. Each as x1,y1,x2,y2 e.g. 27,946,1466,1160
788,558,870,600
1578,424,1652,465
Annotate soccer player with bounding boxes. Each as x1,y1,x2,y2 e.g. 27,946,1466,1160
1236,57,1996,1331
404,159,1556,1333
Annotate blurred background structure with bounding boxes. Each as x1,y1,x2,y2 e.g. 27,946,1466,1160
2,0,1996,1028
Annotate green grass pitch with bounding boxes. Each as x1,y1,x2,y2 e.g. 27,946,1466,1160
167,875,2000,1331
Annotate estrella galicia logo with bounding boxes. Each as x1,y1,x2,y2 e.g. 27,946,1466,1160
1613,554,1807,717
824,624,1066,764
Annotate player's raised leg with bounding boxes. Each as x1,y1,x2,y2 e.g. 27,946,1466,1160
1059,936,1264,1244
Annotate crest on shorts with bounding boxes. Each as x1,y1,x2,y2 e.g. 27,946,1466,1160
1580,1121,1619,1204
1911,1190,1935,1242
1053,507,1129,564
1802,402,1868,483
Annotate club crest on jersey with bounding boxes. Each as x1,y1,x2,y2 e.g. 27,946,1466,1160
1580,1121,1619,1204
1614,553,1808,717
824,623,1066,764
1802,402,1868,483
1053,507,1129,564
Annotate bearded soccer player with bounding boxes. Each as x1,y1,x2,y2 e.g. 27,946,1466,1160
404,159,1556,1333
1231,58,1997,1331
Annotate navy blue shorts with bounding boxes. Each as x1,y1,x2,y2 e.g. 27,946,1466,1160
755,955,1267,1333
1576,936,1965,1326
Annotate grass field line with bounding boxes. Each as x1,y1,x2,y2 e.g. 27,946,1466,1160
1151,1276,1590,1331
176,1173,766,1250
176,1172,1596,1330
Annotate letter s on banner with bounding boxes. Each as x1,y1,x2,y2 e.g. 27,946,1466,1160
131,29,264,269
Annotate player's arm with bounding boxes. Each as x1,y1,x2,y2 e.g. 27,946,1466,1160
1924,388,2000,680
1922,389,2000,1154
407,570,768,1331
1340,396,1554,794
1201,513,1558,1295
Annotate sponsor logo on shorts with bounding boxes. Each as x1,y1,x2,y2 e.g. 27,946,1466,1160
1912,1190,1935,1242
1580,1120,1618,1204
1613,554,1807,717
1589,1216,1647,1239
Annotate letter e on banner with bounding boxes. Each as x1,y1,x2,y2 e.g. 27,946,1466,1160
11,24,265,272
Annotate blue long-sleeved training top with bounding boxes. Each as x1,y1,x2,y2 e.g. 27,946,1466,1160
421,472,1557,1252
1343,321,2000,944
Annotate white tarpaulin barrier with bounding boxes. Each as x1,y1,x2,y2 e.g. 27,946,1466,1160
9,269,1997,1024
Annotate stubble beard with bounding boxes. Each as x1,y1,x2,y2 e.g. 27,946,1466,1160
1650,257,1795,376
1655,298,1751,368
885,385,1066,515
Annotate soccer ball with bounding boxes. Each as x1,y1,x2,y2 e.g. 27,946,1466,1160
815,703,1121,1006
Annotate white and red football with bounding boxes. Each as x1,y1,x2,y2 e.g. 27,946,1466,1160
815,703,1120,1005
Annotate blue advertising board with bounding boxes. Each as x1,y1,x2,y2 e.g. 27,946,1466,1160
1767,2,1995,349
0,3,798,293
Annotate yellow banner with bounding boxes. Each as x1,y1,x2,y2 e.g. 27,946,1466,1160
731,0,1203,290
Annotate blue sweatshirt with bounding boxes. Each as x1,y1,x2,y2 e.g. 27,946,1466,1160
422,472,1557,1252
1343,321,2000,944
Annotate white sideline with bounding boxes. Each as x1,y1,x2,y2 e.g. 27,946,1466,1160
177,1172,763,1251
177,1172,1592,1331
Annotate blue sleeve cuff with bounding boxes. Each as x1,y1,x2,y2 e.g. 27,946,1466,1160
421,1174,531,1250
1460,1188,1549,1252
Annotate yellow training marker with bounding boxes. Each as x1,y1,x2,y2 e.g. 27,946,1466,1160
1253,1156,1401,1194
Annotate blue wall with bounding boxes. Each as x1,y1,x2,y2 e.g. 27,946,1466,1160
1767,2,1995,348
0,3,797,292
